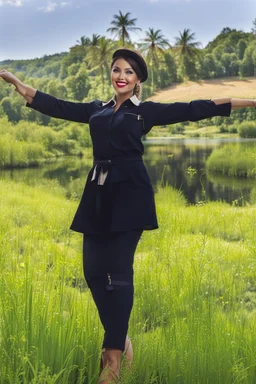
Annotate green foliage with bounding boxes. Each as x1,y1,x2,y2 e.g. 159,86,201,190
239,40,256,77
237,39,248,60
238,121,256,138
1,182,256,382
107,10,142,46
206,143,256,177
168,123,185,134
0,25,255,123
205,28,252,52
199,53,223,79
86,75,113,101
65,64,91,101
0,117,92,168
220,53,240,76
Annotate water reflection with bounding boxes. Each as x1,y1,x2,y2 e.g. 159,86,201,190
1,138,255,205
143,138,256,204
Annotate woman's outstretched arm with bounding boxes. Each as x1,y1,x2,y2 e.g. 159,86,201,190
0,69,37,104
0,69,98,123
142,96,256,131
212,98,256,109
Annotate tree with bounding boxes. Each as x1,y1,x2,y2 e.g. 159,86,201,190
76,36,91,46
199,53,219,79
139,28,170,92
237,39,248,60
251,18,256,34
65,64,91,101
86,37,114,96
220,53,239,76
220,27,233,35
174,28,201,79
139,28,170,61
84,34,102,68
107,10,141,46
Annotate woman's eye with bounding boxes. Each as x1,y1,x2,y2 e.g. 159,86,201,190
112,69,133,74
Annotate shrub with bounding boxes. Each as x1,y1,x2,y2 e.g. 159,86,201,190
238,121,256,138
206,143,256,178
168,123,185,134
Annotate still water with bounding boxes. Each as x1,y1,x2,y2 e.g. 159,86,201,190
1,138,256,205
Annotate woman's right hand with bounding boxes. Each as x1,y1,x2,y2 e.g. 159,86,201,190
0,69,18,84
0,69,36,100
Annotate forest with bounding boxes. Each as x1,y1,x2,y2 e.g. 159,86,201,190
0,11,256,124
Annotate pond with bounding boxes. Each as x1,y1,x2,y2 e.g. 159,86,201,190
1,138,256,205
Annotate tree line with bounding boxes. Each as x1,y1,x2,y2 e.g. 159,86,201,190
0,11,256,124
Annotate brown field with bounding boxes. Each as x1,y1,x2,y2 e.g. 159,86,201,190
148,77,256,102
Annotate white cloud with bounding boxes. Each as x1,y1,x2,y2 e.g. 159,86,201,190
38,0,71,12
0,0,23,6
38,1,57,12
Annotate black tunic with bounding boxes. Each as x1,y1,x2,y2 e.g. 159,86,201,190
26,91,231,234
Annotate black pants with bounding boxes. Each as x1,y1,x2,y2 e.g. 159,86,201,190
83,230,143,352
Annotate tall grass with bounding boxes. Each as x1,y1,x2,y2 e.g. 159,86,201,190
206,143,256,178
0,180,256,383
0,117,92,169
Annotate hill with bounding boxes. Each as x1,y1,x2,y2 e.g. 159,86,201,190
149,77,256,102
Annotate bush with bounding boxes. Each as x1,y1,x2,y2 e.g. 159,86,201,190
219,125,229,133
0,136,45,168
206,143,256,178
168,123,185,134
0,117,92,169
238,121,256,138
229,126,237,134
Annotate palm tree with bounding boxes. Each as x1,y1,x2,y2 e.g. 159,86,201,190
85,34,101,62
107,10,141,46
174,28,201,57
174,28,201,79
139,28,170,62
139,28,170,92
86,37,114,95
76,36,90,46
252,18,256,34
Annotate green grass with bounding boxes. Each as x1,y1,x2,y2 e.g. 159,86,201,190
1,181,256,383
206,143,256,178
0,117,92,169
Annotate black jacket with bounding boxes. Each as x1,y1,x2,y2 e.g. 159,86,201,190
27,91,231,234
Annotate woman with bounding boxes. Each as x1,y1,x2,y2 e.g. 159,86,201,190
1,48,256,384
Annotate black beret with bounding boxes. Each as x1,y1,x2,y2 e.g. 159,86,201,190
112,48,148,82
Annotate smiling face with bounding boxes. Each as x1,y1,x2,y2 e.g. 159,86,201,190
111,58,140,98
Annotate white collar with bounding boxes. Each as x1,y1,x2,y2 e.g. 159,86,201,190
102,94,141,107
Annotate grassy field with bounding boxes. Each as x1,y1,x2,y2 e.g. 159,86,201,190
1,180,256,383
149,77,256,103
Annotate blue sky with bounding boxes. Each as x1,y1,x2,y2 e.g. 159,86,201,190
0,0,255,61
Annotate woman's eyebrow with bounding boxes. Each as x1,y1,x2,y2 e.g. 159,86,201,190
113,66,133,70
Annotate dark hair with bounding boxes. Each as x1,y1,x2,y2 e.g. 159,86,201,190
110,56,143,81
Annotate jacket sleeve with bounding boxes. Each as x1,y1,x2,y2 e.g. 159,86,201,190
142,100,232,129
26,90,98,123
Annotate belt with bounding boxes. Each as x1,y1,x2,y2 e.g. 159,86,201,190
91,156,142,186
